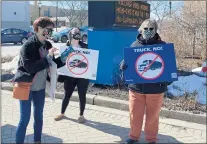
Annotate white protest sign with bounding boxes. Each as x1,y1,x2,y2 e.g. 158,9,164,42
46,61,57,101
57,46,99,80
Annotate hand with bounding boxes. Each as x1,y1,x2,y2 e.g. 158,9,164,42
60,46,75,63
48,47,58,56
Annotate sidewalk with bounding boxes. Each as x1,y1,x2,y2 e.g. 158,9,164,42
1,90,206,143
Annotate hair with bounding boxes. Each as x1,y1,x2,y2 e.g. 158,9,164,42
138,19,158,34
33,17,54,32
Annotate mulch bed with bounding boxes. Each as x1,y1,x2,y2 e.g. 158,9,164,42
56,83,206,115
1,56,206,115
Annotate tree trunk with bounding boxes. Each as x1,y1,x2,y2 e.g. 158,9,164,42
192,30,196,56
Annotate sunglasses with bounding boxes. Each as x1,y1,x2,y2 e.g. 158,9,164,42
45,28,54,33
144,28,154,31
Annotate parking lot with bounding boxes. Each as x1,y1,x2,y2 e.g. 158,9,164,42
1,42,65,57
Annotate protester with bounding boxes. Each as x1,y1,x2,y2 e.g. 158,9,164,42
54,27,89,123
120,19,171,144
13,17,71,143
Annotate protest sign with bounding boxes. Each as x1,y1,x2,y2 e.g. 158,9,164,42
58,46,99,80
124,43,178,84
46,61,57,100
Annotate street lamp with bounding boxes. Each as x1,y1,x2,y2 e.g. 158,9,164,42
38,1,42,17
56,1,58,32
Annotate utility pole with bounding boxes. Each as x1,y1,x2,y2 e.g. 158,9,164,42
38,1,42,17
169,1,172,17
56,1,58,32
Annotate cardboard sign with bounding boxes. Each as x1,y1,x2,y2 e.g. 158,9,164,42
58,46,99,80
124,43,178,84
46,61,57,101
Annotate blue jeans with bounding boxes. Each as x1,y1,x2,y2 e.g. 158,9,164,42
16,89,45,143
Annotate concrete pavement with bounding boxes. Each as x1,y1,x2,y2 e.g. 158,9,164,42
1,90,206,143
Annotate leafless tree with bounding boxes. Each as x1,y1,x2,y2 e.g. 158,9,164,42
148,1,171,22
57,1,79,27
51,1,88,27
76,1,88,27
171,1,206,56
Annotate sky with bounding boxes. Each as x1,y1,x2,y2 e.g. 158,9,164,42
30,1,184,8
30,1,184,20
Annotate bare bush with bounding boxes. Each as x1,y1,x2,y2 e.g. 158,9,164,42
159,1,206,60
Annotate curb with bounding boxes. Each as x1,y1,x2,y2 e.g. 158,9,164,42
1,82,206,125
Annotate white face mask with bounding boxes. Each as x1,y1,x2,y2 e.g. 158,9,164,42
140,21,156,40
142,28,156,40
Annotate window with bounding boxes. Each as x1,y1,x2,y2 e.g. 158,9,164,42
13,29,21,34
3,29,12,34
44,11,49,17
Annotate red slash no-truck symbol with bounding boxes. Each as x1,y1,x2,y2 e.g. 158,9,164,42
135,52,164,80
66,53,89,75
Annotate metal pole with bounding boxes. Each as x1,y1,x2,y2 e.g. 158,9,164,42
169,1,172,16
56,1,58,32
39,7,41,17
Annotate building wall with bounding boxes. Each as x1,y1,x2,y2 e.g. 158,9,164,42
2,1,30,30
30,4,88,27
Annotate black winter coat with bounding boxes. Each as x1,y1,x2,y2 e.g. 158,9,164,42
13,34,65,83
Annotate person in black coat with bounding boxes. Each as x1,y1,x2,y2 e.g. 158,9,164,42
13,17,71,143
54,27,89,123
120,19,171,144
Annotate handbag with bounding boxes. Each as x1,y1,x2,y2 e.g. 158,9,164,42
13,82,33,100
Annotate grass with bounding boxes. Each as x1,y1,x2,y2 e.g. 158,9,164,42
177,58,203,71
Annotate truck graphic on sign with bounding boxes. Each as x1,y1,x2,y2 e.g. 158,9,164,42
139,60,162,71
69,59,87,68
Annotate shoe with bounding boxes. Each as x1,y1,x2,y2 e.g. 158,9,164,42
125,138,138,144
78,115,85,123
34,141,41,144
54,114,64,121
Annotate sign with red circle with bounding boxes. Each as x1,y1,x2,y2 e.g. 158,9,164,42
66,53,89,75
135,52,164,80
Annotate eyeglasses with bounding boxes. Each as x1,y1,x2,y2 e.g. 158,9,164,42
144,28,154,31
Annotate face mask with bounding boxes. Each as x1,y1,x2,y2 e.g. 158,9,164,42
142,27,155,40
72,33,81,40
38,27,53,40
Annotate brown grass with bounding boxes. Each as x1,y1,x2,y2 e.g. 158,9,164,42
177,58,203,71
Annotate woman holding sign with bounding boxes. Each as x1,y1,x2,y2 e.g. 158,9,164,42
55,28,89,123
13,17,71,143
120,19,171,144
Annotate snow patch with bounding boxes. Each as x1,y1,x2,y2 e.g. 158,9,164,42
168,74,206,104
2,55,19,74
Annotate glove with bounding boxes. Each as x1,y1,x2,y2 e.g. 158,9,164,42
119,60,128,71
60,46,75,63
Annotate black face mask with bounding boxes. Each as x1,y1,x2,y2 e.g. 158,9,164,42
72,33,81,40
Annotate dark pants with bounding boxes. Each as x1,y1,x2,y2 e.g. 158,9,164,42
16,89,45,143
61,77,89,115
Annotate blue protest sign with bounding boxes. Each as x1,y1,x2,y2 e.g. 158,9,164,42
124,43,178,84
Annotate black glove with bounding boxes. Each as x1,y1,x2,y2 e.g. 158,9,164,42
119,60,128,71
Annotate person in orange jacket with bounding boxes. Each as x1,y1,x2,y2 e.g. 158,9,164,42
120,19,171,144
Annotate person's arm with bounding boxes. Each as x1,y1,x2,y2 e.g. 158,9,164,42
53,56,65,68
21,42,49,74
